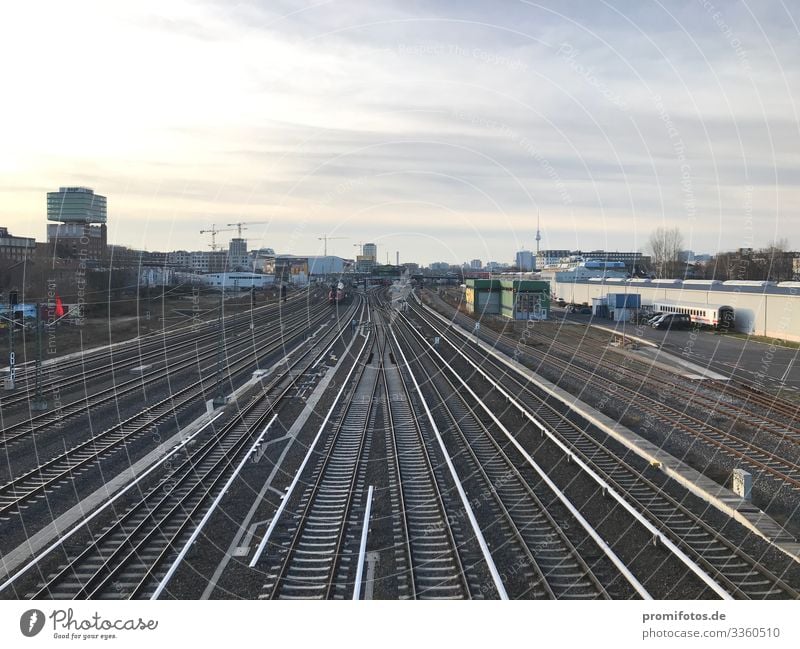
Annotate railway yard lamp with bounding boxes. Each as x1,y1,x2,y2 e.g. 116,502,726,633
250,287,256,330
213,282,227,407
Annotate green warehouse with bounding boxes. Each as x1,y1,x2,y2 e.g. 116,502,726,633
465,279,549,320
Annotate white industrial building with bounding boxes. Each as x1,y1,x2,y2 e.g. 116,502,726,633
305,255,349,275
552,277,800,341
203,272,274,290
539,259,628,285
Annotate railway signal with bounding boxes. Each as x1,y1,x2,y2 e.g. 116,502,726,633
5,289,18,390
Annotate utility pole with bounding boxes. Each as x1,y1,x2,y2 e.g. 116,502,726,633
250,287,256,330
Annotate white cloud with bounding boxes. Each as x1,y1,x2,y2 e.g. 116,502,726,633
0,0,798,261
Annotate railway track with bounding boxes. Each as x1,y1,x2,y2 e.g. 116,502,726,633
426,294,800,492
252,294,506,599
706,379,800,435
0,301,346,524
1,291,314,409
390,306,634,599
0,297,321,448
257,333,376,599
517,315,800,447
0,296,364,599
378,309,472,599
410,297,800,599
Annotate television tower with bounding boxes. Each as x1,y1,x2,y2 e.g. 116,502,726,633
535,209,541,256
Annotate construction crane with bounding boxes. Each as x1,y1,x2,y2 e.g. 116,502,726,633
318,235,347,256
226,221,270,239
353,242,363,256
200,224,236,251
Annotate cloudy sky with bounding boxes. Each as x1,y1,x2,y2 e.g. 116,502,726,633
2,0,798,264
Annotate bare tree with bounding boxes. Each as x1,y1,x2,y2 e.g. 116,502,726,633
762,237,793,281
648,227,685,278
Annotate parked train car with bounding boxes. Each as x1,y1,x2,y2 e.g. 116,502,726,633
328,281,348,304
651,300,734,328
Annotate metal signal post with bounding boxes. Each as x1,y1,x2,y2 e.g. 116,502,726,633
31,304,47,410
5,290,17,391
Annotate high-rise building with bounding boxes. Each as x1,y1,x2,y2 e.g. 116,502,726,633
363,242,377,261
515,250,534,271
228,237,248,270
47,187,107,224
469,259,482,269
47,187,107,260
47,222,107,261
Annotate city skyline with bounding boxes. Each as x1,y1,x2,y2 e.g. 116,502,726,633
2,1,799,263
1,2,800,618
